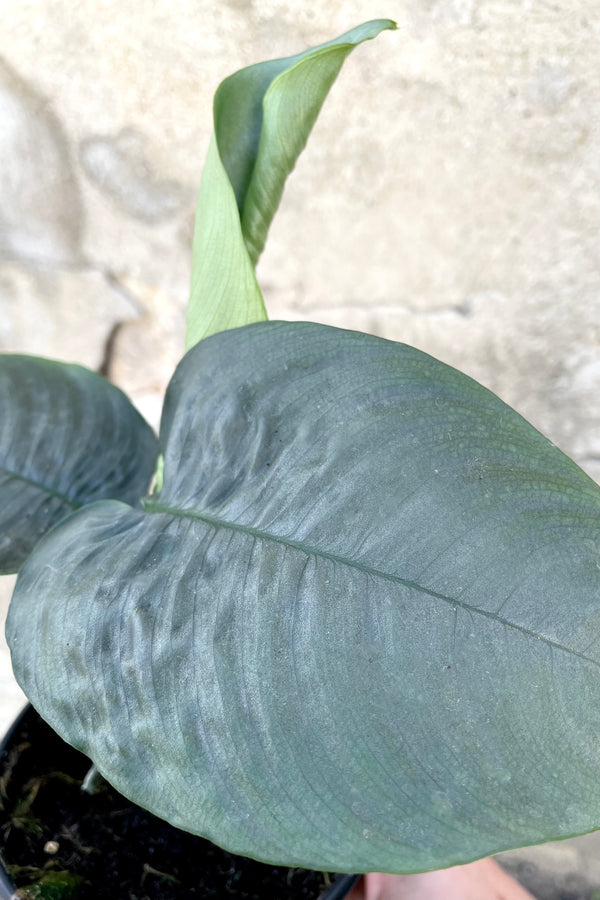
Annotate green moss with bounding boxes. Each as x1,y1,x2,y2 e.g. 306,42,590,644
15,870,86,899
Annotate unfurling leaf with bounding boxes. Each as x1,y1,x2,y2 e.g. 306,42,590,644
185,19,396,349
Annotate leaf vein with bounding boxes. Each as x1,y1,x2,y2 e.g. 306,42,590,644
0,464,79,509
142,499,600,670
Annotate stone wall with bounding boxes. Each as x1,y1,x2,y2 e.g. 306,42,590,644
1,5,600,891
1,1,598,470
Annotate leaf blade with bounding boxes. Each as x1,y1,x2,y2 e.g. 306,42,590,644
0,354,157,573
9,323,600,871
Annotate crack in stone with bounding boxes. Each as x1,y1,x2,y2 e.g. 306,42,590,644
87,262,145,316
308,298,472,318
1,253,145,317
98,321,125,378
0,253,148,376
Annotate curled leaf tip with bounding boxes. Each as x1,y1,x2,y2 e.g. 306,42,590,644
185,19,395,351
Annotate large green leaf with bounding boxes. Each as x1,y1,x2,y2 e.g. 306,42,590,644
8,323,600,872
0,355,157,573
185,20,395,350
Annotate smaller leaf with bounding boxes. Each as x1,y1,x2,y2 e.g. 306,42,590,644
185,19,396,350
186,135,267,351
0,355,157,573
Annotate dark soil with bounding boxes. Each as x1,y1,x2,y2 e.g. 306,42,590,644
0,708,346,899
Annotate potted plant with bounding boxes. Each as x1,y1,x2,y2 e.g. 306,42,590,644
1,15,600,900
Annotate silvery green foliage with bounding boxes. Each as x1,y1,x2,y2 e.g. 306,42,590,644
8,323,600,872
0,355,157,573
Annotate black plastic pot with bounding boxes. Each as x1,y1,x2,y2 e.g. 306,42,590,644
0,705,359,900
0,703,29,900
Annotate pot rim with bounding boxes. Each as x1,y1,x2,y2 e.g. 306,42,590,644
0,703,30,899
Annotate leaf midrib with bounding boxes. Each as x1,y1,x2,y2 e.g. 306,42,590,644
0,464,79,509
143,498,599,670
